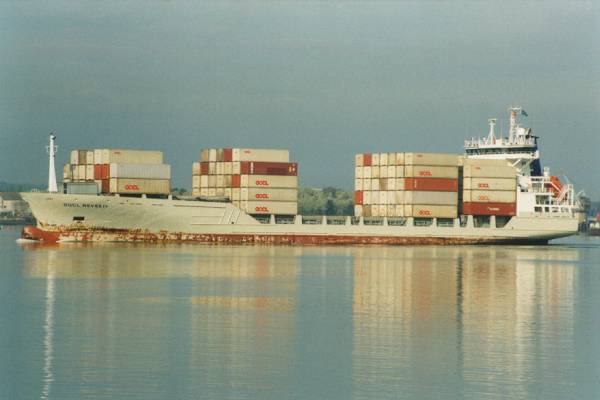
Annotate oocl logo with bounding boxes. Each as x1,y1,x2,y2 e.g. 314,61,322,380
255,193,269,199
478,183,490,188
124,184,140,190
255,180,269,186
255,206,268,212
418,210,432,216
478,195,490,201
418,170,432,177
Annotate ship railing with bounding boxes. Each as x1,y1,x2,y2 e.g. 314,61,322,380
464,136,536,148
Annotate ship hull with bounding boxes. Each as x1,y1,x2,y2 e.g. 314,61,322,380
20,193,577,245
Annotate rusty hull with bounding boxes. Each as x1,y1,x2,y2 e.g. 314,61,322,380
21,225,548,246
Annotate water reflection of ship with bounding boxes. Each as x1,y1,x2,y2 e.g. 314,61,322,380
351,246,579,397
23,245,298,397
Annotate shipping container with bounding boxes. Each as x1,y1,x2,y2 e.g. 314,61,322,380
354,204,363,217
209,162,216,175
200,175,208,187
216,148,224,162
200,149,210,162
372,178,380,191
209,149,217,162
459,157,510,167
208,175,216,187
387,165,396,178
232,162,241,175
396,166,405,177
363,191,372,205
101,149,164,164
403,178,458,192
372,165,380,178
379,178,387,191
395,153,405,165
240,188,297,202
463,177,516,191
371,191,380,204
216,188,224,196
395,191,405,204
355,166,363,178
379,205,387,217
85,165,94,181
244,201,297,215
355,154,364,167
224,148,233,162
109,163,171,180
371,204,380,217
78,150,88,165
192,162,200,176
231,175,241,188
70,150,79,165
216,162,224,175
223,162,232,175
232,188,240,201
404,152,459,166
224,188,232,199
109,178,170,194
240,175,298,188
404,191,458,205
63,182,99,195
355,178,363,191
208,188,217,197
405,165,458,179
462,190,517,203
372,153,380,166
200,188,209,197
216,175,224,188
387,205,396,217
380,153,388,166
462,202,516,216
192,175,201,188
224,175,232,187
363,153,372,166
362,205,372,217
237,148,290,162
192,188,200,196
379,165,388,178
463,165,516,178
94,149,103,164
86,150,94,164
363,178,372,191
388,152,397,165
405,204,457,218
363,166,372,179
200,162,209,175
240,161,298,176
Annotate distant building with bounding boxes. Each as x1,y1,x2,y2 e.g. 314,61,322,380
0,192,31,217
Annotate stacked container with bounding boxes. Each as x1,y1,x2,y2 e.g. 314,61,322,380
460,158,517,216
192,148,298,215
63,149,170,195
354,152,460,218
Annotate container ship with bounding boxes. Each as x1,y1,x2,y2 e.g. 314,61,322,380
20,107,579,245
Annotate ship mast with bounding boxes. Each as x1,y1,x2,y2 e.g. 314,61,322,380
46,133,58,193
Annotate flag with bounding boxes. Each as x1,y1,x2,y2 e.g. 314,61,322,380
521,109,528,117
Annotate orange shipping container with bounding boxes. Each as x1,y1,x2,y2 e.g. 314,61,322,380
355,190,363,205
462,202,516,216
404,178,458,192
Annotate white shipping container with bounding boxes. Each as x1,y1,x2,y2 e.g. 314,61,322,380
109,178,170,194
396,153,405,165
372,205,380,217
217,149,224,162
463,190,517,203
224,162,232,175
395,191,405,204
405,165,458,179
354,204,363,217
85,165,94,181
238,148,290,162
216,188,224,196
405,204,457,218
372,178,380,191
463,177,516,191
387,178,396,190
363,166,372,179
101,149,163,164
208,175,216,187
387,166,396,178
192,175,200,188
380,153,388,166
224,188,232,200
379,205,387,217
363,178,371,191
372,153,380,166
380,191,388,205
404,152,459,166
216,175,224,188
395,205,405,217
372,165,380,178
243,201,297,215
209,162,216,175
355,166,363,179
372,191,380,204
200,175,208,187
404,191,458,205
463,165,517,178
232,162,241,175
355,154,364,167
355,178,363,191
200,188,209,196
387,205,395,217
70,150,79,165
192,188,200,196
388,152,396,165
387,191,395,206
209,149,217,162
232,148,241,162
94,149,103,164
208,188,217,197
216,162,224,175
192,162,200,176
86,150,94,165
224,175,232,187
396,178,406,190
396,166,405,177
109,163,171,180
363,191,372,205
232,188,240,201
240,175,298,188
379,165,388,178
245,188,298,202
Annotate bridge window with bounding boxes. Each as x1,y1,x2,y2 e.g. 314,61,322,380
473,216,491,228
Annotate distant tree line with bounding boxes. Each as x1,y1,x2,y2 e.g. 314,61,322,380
298,187,354,216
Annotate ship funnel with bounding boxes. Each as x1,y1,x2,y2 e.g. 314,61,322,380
46,133,58,193
488,118,497,141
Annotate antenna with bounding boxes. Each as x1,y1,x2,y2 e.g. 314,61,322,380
46,133,58,193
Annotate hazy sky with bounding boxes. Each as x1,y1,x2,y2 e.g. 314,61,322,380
1,1,598,197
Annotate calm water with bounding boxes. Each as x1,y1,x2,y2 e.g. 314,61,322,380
1,228,599,400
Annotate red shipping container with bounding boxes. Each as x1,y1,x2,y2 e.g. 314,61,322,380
355,190,363,205
462,202,516,216
101,164,109,179
94,165,102,180
241,162,297,176
363,153,372,166
101,179,110,193
404,178,458,192
224,148,232,162
231,175,241,188
200,162,209,175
